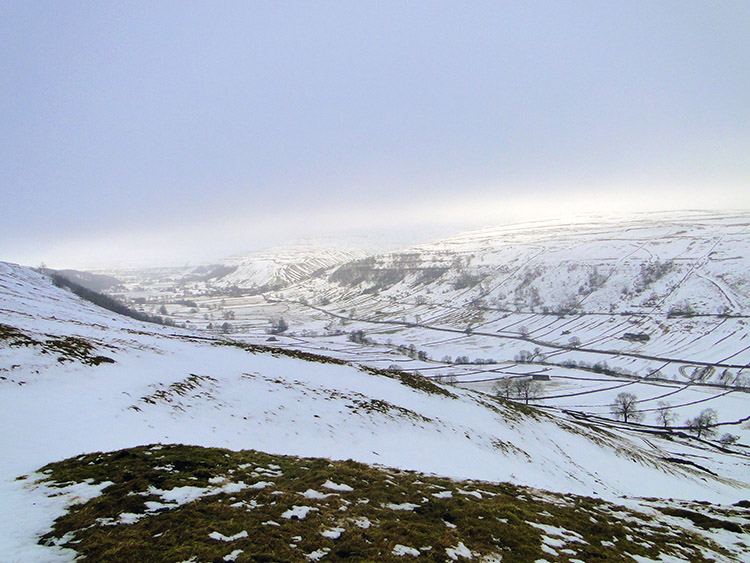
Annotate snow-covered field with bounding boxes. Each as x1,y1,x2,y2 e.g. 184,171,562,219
100,213,748,444
1,259,748,560
3,212,750,559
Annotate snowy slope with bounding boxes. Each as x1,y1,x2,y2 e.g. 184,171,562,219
312,211,750,316
215,244,368,290
242,211,750,389
1,261,748,558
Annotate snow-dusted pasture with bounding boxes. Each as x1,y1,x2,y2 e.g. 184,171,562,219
1,260,749,560
97,213,750,449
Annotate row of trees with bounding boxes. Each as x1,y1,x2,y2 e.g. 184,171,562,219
489,386,738,444
49,273,176,327
609,393,738,444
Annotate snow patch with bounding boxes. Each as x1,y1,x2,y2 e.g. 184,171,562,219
209,530,248,542
322,479,353,492
249,481,274,489
281,506,318,519
302,488,336,499
320,527,345,539
392,544,421,556
446,541,474,560
385,502,420,511
306,547,331,561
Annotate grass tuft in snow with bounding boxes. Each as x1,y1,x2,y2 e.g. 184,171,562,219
658,506,744,533
211,339,349,366
359,365,457,398
0,323,115,366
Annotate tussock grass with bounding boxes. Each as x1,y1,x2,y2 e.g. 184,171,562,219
659,507,744,533
0,323,37,346
34,444,744,562
212,339,349,366
0,323,115,366
358,365,457,398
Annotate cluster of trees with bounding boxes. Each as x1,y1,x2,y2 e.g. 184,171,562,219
609,394,739,444
684,408,718,438
559,359,628,377
206,322,233,334
395,343,429,361
493,377,542,405
348,330,374,345
434,374,457,385
667,301,697,318
446,356,496,365
268,317,289,335
514,348,546,364
453,272,481,290
634,259,674,294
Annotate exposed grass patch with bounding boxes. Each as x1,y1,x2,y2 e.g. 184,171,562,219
45,335,116,366
137,373,219,409
346,398,433,423
359,365,457,399
213,339,349,366
212,338,456,399
478,393,546,421
0,324,115,366
659,507,747,534
0,323,38,346
33,444,739,562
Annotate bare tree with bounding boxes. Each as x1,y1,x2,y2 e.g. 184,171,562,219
611,392,643,423
655,401,677,428
718,369,733,387
513,378,541,405
719,433,739,446
437,374,457,385
493,378,514,399
515,350,533,363
685,408,718,439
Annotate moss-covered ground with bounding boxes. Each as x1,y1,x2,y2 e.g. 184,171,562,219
31,444,748,562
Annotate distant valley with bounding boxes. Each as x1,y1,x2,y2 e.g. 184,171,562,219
2,211,748,561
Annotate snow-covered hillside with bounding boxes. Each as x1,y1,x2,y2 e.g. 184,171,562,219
1,261,747,559
315,211,750,316
217,244,368,290
216,211,746,392
98,244,368,303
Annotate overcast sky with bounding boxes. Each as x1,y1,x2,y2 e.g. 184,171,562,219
2,1,749,268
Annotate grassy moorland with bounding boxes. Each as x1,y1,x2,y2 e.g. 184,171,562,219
31,444,749,562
